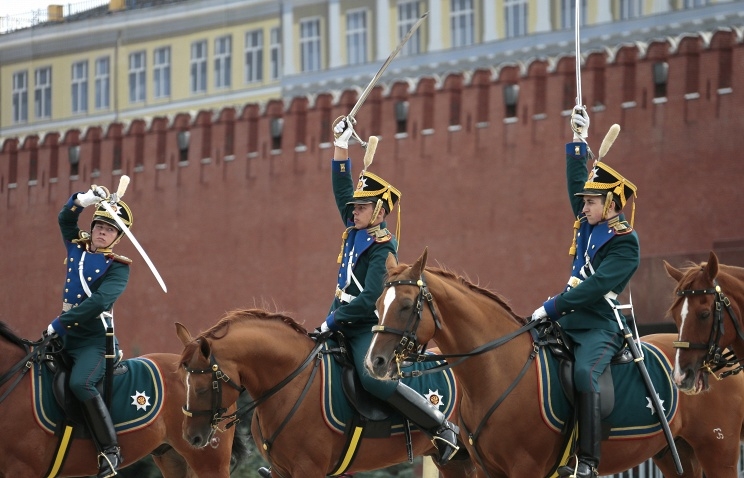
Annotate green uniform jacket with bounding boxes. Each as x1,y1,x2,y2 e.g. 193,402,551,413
57,197,130,347
326,158,398,338
543,142,640,332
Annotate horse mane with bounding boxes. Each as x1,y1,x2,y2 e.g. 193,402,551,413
386,263,526,325
0,321,26,350
199,308,309,340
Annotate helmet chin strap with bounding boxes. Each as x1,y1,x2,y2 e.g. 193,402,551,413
601,192,613,221
368,199,384,228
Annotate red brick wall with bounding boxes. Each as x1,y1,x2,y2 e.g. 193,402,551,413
1,31,742,355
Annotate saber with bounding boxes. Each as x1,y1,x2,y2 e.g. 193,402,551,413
346,11,428,148
574,0,582,108
98,178,168,293
609,301,683,474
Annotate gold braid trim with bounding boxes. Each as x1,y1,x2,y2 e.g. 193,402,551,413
568,218,581,257
601,191,613,221
337,227,354,264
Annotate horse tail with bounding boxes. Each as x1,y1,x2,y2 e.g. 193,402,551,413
230,427,251,472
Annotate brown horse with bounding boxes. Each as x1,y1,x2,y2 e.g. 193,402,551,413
365,249,744,478
175,308,476,478
664,251,744,393
0,321,242,478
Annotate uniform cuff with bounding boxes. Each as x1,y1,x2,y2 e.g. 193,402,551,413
566,142,587,159
543,297,560,321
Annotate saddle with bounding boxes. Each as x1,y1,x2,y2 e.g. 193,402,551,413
533,322,633,427
44,344,127,438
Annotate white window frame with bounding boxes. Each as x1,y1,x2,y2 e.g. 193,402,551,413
451,0,474,48
34,66,52,119
270,26,281,80
504,0,528,38
620,0,643,19
94,57,110,110
346,8,368,65
12,71,28,124
299,17,321,73
191,40,208,94
245,29,264,84
153,46,171,99
71,61,88,114
561,0,586,29
128,51,146,104
215,35,232,89
397,0,421,56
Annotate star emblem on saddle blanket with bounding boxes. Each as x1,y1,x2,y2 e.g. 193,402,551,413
645,394,665,415
425,389,444,409
131,391,151,411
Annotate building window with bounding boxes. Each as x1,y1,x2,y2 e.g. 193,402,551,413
95,57,110,110
191,40,208,93
215,35,232,89
12,71,28,124
300,17,321,72
245,29,264,84
71,61,88,114
451,0,474,47
128,51,146,103
346,9,367,65
684,0,708,6
34,67,52,119
270,27,281,80
504,0,527,38
153,46,171,99
561,0,586,29
398,0,421,56
620,0,643,19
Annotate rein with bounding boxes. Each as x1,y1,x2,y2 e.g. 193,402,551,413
0,334,60,405
182,340,325,445
672,277,744,379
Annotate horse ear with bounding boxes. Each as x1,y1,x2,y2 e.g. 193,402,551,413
385,252,397,272
175,322,194,346
663,260,684,282
198,337,211,359
411,247,428,278
704,251,719,281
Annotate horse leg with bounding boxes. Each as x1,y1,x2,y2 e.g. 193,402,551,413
151,446,190,478
652,438,703,478
436,454,479,478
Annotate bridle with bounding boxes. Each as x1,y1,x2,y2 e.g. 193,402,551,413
181,353,245,431
181,339,325,448
672,276,744,379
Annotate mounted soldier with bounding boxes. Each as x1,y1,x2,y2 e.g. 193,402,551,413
45,185,133,478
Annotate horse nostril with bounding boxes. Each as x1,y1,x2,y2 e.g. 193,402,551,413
372,356,386,371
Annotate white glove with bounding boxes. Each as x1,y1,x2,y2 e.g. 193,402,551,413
46,323,57,336
531,306,548,322
571,106,589,141
76,186,107,207
320,321,330,334
333,116,355,149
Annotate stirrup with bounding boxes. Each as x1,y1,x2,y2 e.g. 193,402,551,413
432,423,460,465
258,466,272,477
97,447,121,478
557,459,597,478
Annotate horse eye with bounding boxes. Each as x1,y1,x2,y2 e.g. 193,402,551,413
699,310,711,320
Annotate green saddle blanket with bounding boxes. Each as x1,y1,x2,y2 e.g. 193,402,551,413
320,340,457,434
537,341,678,439
31,356,165,434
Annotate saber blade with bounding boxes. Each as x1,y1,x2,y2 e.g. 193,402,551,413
99,201,168,293
348,11,428,121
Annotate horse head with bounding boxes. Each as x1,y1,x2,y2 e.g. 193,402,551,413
366,248,439,381
176,321,244,449
664,251,744,393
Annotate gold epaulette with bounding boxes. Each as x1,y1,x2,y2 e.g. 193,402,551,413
106,253,133,265
71,231,91,244
609,218,633,235
367,226,392,243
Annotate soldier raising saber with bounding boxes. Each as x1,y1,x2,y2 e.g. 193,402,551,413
45,182,134,478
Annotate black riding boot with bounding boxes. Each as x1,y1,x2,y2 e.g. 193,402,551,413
557,392,601,478
385,382,460,466
81,395,122,478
